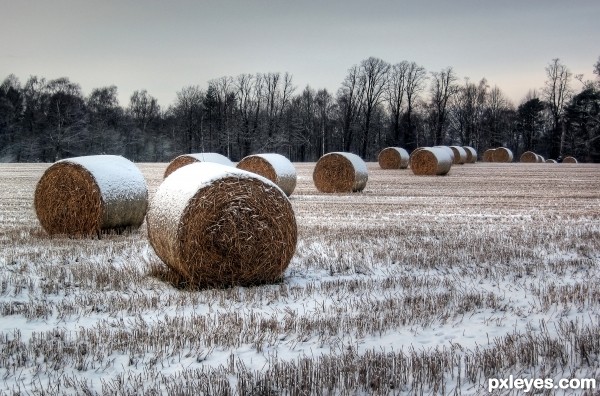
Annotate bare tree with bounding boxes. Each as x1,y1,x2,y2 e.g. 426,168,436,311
337,64,365,152
429,67,458,145
357,57,389,158
385,61,408,146
543,58,572,158
173,85,205,153
235,73,263,158
404,62,428,149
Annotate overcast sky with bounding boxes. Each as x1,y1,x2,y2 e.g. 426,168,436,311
1,0,598,108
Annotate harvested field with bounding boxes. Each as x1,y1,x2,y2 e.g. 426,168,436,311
1,162,600,395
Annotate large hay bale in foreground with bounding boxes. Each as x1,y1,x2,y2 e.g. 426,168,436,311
313,152,368,193
449,146,467,164
563,156,578,163
463,146,477,163
482,148,496,162
147,162,297,287
410,147,453,176
164,153,233,178
35,155,148,236
378,147,410,169
492,147,513,163
520,151,538,163
236,153,296,196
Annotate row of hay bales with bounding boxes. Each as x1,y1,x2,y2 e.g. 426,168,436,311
520,151,579,164
379,145,477,176
482,147,514,163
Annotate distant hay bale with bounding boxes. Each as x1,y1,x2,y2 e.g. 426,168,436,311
236,153,296,196
463,146,477,163
545,159,557,163
313,152,368,193
34,155,148,236
482,149,496,162
164,153,233,178
520,151,538,163
433,146,455,163
147,162,297,288
410,147,453,176
536,154,545,163
492,147,513,163
563,156,578,163
378,147,409,169
449,146,467,164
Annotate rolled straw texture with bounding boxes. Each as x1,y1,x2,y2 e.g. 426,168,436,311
313,152,368,193
378,147,409,169
236,153,296,196
147,162,297,288
482,149,496,162
410,147,453,176
520,151,538,163
563,156,578,163
492,147,513,163
164,153,233,178
449,146,467,164
34,155,148,236
463,146,477,163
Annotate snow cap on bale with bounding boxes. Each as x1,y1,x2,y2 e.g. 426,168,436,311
545,159,557,163
378,147,409,169
147,162,297,288
449,146,467,164
236,153,296,196
492,147,513,163
34,155,148,236
520,151,538,163
482,148,496,162
463,146,477,163
563,156,578,163
536,154,545,163
164,152,233,178
410,147,453,176
313,152,368,193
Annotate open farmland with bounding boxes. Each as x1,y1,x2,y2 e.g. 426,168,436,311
0,162,599,395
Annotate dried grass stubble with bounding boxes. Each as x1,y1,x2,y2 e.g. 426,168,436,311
151,177,297,288
34,162,103,236
164,155,198,178
313,155,356,193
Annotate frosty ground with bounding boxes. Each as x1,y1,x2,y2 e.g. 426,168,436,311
0,162,599,395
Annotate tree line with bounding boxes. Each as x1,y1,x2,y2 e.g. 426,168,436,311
1,56,599,163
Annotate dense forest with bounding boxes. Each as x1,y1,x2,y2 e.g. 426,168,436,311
1,56,599,163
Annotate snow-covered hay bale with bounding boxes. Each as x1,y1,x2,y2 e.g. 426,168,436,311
236,153,296,196
520,151,538,163
410,147,453,176
147,162,297,288
449,146,467,164
563,156,578,163
482,149,496,162
492,147,513,163
378,147,409,169
536,154,545,163
164,153,233,178
545,159,557,163
463,146,477,163
34,155,148,236
433,146,455,163
313,152,368,193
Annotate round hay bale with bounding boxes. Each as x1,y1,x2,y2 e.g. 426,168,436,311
537,154,545,163
449,146,467,164
463,146,477,163
410,147,453,176
147,162,297,288
34,155,148,236
563,156,578,163
164,153,233,178
313,152,368,193
236,153,296,196
545,159,557,163
433,146,455,163
520,151,538,163
482,148,496,162
378,147,409,169
492,147,513,163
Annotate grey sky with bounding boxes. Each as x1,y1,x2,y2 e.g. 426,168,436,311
1,0,598,108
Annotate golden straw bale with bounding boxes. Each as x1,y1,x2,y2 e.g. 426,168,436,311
164,153,233,178
236,153,296,196
463,146,477,163
563,156,578,163
520,151,538,163
147,162,297,288
34,155,148,236
378,147,409,169
449,146,467,164
410,147,453,176
482,149,496,162
492,147,513,163
313,152,368,193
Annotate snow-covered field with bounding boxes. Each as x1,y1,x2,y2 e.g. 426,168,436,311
0,162,599,395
